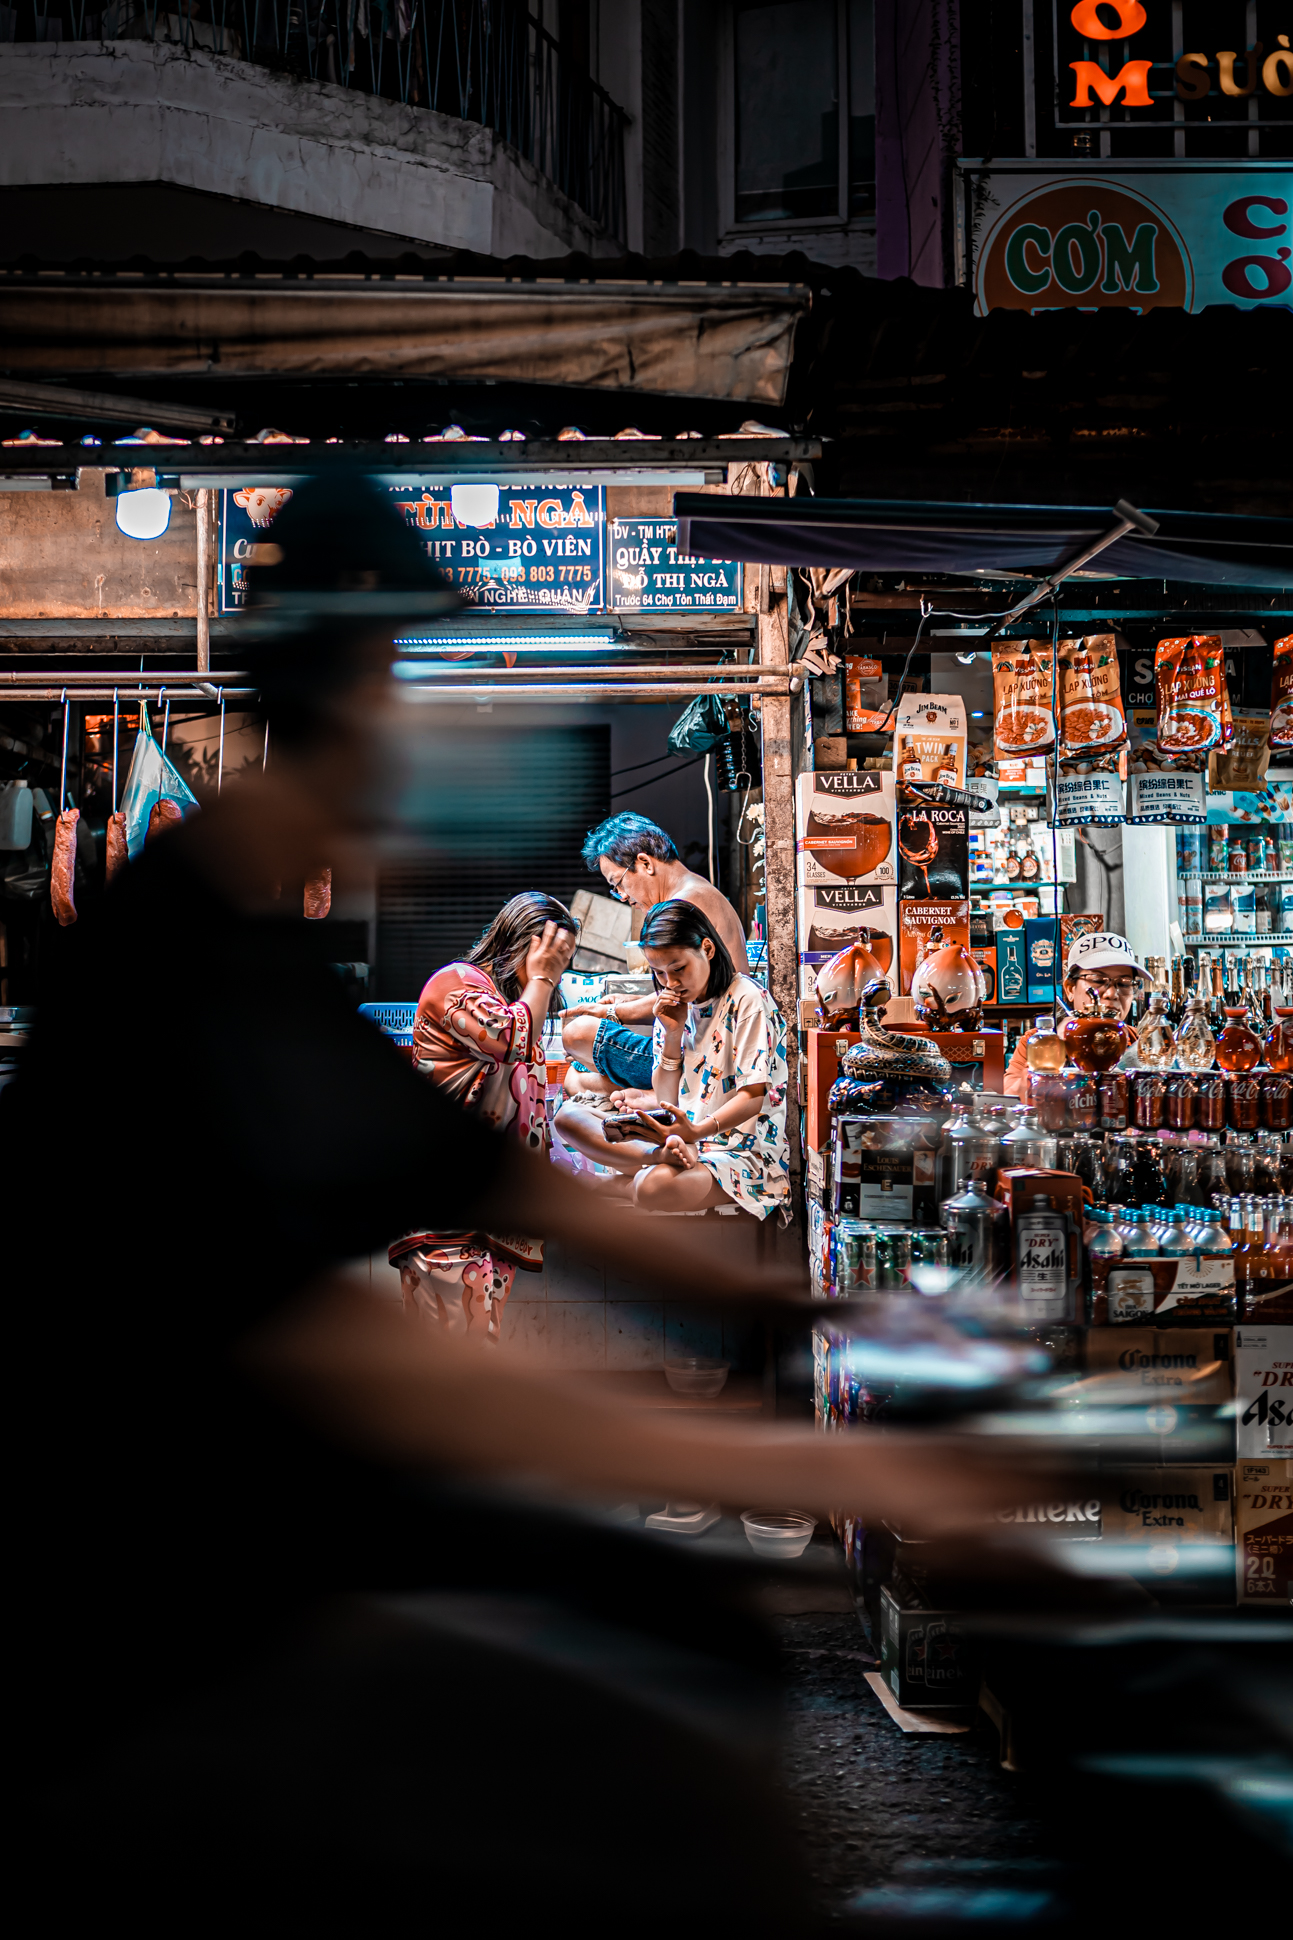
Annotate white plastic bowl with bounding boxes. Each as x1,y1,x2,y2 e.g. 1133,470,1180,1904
663,1357,730,1397
740,1511,817,1560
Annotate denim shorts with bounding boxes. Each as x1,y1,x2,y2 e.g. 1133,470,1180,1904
591,1018,655,1088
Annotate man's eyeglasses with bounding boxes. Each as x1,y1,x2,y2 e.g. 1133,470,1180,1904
605,863,632,902
1077,975,1138,996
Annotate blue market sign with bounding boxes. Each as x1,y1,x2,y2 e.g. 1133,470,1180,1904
391,482,604,612
609,517,743,611
218,483,295,612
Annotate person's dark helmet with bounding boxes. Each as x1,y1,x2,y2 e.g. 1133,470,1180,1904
245,473,461,627
242,473,460,744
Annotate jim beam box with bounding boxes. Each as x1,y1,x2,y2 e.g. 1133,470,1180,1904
896,797,968,901
1102,1468,1234,1595
879,1581,977,1709
1089,1253,1239,1327
1085,1327,1235,1462
796,883,897,974
893,691,967,791
796,770,896,887
1235,1325,1293,1457
897,899,971,996
1235,1459,1293,1604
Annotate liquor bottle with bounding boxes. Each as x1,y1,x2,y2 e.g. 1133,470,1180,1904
1209,959,1226,1031
1135,992,1176,1068
1014,1194,1072,1322
1256,887,1271,935
1174,995,1216,1072
1020,845,1040,882
1168,955,1186,1027
1197,1139,1230,1208
1216,1005,1264,1073
1266,1005,1293,1073
1261,965,1274,1026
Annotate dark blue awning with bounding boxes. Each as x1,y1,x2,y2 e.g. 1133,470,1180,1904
672,496,1292,592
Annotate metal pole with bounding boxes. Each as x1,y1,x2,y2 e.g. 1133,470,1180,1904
196,486,211,676
992,500,1160,630
217,689,225,794
112,688,119,812
59,688,69,809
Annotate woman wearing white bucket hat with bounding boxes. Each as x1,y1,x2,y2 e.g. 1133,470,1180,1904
1004,930,1149,1096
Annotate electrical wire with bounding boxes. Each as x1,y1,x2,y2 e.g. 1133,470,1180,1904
704,751,715,884
608,751,707,800
217,689,226,795
112,689,119,814
870,598,1021,733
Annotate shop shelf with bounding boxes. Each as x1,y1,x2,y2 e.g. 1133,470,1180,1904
1192,872,1293,883
1182,933,1292,945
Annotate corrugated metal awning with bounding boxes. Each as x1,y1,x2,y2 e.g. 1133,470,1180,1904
0,275,810,404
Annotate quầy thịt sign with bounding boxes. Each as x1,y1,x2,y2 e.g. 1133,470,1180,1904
609,517,743,610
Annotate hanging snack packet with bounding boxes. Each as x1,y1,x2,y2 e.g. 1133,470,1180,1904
1126,706,1206,824
1211,710,1271,793
1155,635,1233,764
1057,633,1126,758
991,643,1055,759
844,656,890,732
1270,634,1293,750
1049,753,1125,827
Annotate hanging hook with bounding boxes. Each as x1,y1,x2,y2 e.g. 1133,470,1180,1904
161,686,171,753
59,688,69,811
112,687,120,814
217,688,226,795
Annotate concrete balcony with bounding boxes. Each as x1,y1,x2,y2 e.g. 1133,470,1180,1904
0,32,625,260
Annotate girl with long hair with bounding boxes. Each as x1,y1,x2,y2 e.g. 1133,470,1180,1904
389,891,578,1338
555,899,790,1219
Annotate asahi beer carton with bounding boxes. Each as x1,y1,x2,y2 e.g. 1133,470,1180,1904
896,798,968,900
796,884,897,971
1235,1326,1293,1457
879,1582,977,1709
893,691,967,791
897,899,971,996
796,770,896,887
1235,1459,1293,1604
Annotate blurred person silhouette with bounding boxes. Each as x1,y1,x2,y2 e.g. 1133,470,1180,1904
389,891,577,1339
11,476,1029,1938
560,811,749,1098
555,901,790,1217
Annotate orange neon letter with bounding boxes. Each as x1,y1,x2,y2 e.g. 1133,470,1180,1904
1069,1,1146,38
1069,59,1153,106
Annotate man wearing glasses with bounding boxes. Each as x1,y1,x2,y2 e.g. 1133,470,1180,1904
1003,929,1148,1097
562,813,750,1096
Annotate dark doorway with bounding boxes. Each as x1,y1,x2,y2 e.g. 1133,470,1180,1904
376,723,610,1000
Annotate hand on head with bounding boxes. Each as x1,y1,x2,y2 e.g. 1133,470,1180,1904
523,920,577,987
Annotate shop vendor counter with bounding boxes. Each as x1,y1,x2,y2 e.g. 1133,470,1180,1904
803,1025,1006,1157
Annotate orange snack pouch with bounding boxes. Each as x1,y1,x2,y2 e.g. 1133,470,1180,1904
1057,633,1127,758
991,644,1055,759
1270,634,1293,750
1155,636,1232,763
